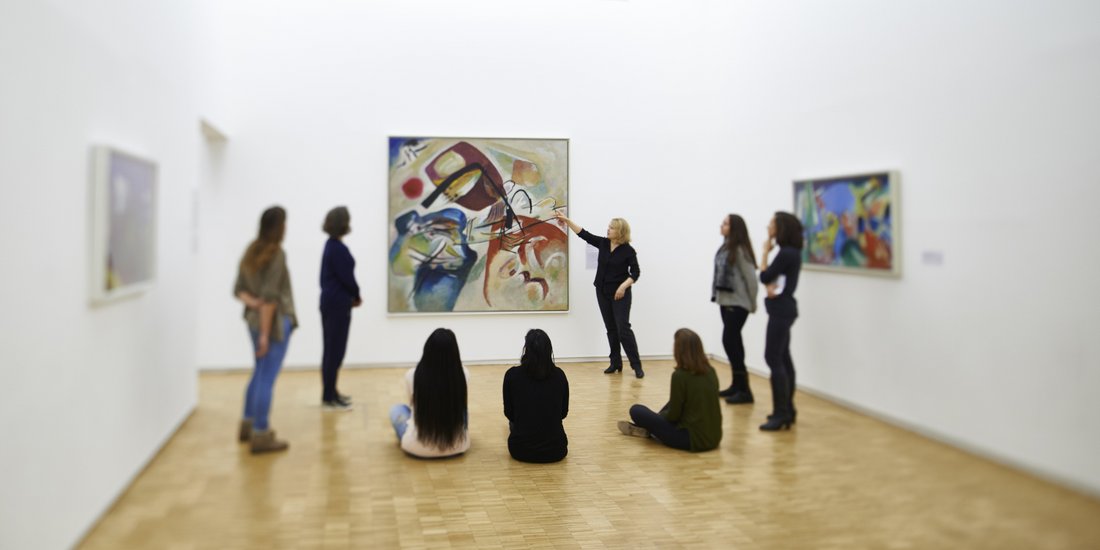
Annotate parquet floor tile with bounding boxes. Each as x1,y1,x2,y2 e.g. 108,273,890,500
78,361,1100,549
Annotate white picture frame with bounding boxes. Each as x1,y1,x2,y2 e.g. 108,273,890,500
89,146,158,304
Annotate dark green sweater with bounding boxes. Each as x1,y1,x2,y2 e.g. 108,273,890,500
662,367,722,452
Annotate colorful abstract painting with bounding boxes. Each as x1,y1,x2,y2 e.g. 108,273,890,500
90,146,158,303
388,137,569,313
793,172,900,276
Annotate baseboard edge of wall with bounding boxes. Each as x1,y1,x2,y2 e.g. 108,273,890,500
706,354,1100,502
73,403,198,548
199,354,678,373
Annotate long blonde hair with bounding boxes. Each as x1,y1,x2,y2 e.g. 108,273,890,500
241,206,286,274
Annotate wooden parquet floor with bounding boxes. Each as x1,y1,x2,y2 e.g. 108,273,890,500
79,361,1100,549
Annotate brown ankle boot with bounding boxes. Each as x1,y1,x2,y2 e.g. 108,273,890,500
238,420,252,443
250,429,289,454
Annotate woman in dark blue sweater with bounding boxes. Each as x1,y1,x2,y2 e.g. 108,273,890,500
554,210,644,378
758,212,803,431
319,206,361,410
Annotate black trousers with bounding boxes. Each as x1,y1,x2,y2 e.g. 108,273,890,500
764,315,797,419
719,306,751,391
629,404,691,450
320,308,352,401
595,287,641,370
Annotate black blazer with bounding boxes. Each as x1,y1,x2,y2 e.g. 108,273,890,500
578,229,640,291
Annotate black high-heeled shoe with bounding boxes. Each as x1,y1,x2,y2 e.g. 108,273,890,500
604,365,623,374
767,409,797,424
759,417,792,431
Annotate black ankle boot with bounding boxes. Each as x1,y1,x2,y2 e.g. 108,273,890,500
767,409,797,424
604,365,623,374
725,391,754,405
718,385,737,397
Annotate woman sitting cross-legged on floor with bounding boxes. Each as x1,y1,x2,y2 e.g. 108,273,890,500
618,328,722,452
503,329,570,463
389,328,470,458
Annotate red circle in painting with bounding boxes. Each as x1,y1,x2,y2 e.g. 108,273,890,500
402,178,424,199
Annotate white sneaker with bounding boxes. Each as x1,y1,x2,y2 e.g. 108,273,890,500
322,398,354,411
617,421,649,438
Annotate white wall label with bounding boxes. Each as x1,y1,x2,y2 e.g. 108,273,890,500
585,246,599,270
921,250,944,266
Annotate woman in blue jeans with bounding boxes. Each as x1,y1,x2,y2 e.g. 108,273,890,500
234,206,298,454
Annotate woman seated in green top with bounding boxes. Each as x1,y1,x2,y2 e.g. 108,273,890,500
618,329,722,452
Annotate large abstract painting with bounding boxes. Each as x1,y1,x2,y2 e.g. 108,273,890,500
793,171,900,277
388,137,569,313
90,146,158,303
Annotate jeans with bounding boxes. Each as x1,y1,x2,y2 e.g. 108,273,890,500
629,404,691,451
243,316,293,431
390,404,411,442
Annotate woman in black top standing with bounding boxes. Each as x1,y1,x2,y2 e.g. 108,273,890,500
503,329,570,463
554,211,644,378
759,212,803,431
319,206,361,410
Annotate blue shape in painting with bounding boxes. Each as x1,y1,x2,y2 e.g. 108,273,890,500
389,209,477,312
389,137,428,170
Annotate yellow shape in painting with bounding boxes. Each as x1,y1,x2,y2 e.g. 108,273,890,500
432,151,466,178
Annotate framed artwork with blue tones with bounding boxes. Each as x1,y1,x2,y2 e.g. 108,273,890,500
793,171,901,277
90,146,159,303
388,137,569,313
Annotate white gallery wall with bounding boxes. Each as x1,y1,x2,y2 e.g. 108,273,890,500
0,1,1094,548
196,0,1100,496
0,1,207,548
195,0,747,370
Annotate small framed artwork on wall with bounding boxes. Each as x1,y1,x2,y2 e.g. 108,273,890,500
792,171,901,277
89,146,158,303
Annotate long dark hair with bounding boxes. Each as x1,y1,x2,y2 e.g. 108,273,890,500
673,328,711,375
241,206,286,274
773,211,804,249
724,213,757,267
413,328,467,448
520,329,555,380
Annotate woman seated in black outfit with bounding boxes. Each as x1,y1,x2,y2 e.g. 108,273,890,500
502,329,570,463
